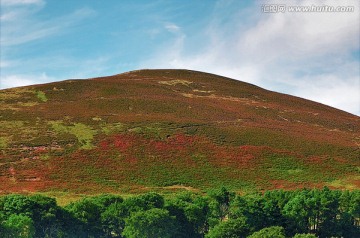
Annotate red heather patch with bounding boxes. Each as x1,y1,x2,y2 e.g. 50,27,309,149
268,180,308,190
333,157,348,164
165,134,196,151
150,140,172,152
169,134,195,146
306,155,326,164
238,145,272,155
99,134,141,153
138,134,199,160
0,180,50,193
34,146,48,153
238,154,255,163
213,147,256,168
113,135,133,151
126,157,138,165
351,179,360,188
213,145,266,167
99,140,110,150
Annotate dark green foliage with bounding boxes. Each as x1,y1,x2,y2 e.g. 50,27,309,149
0,194,67,237
229,188,360,238
90,194,124,213
0,188,359,237
101,202,127,237
122,208,178,238
0,195,35,218
65,198,103,236
293,234,318,238
165,192,210,237
283,187,339,237
262,190,290,228
123,192,164,213
64,194,124,237
337,190,360,237
229,193,274,231
205,217,251,238
3,214,35,238
207,187,235,227
95,195,126,237
27,195,63,237
247,226,286,238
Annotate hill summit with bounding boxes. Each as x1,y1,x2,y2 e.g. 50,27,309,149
0,69,359,194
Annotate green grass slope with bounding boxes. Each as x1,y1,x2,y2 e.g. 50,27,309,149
0,69,359,194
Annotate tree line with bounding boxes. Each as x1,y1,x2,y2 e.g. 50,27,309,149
0,187,359,237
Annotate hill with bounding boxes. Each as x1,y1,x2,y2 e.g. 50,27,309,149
0,69,359,195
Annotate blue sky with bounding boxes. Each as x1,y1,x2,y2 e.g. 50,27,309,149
1,0,359,115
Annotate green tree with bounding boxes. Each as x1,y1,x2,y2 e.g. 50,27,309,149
338,190,360,237
247,226,285,238
262,190,289,228
123,192,164,213
90,194,124,212
3,214,35,238
0,211,7,235
283,189,315,235
205,217,251,238
122,208,178,238
282,188,348,237
101,202,127,238
314,188,340,237
0,194,65,237
88,194,125,237
166,192,209,237
293,234,318,238
229,194,268,231
0,195,35,218
28,195,63,237
65,198,103,237
207,187,235,228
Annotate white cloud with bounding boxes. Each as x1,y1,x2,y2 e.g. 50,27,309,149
290,74,360,115
142,0,360,115
0,0,44,6
240,0,359,62
165,23,181,33
0,72,54,89
0,5,96,46
0,59,14,68
69,56,114,79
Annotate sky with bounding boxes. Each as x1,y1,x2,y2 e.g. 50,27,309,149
0,0,359,115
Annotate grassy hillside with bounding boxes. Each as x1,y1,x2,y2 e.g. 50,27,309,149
0,69,359,195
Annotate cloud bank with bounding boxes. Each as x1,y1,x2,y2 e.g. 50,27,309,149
142,0,360,115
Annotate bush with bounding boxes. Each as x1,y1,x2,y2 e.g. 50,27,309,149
206,217,251,238
247,226,285,238
122,208,178,238
293,234,318,238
